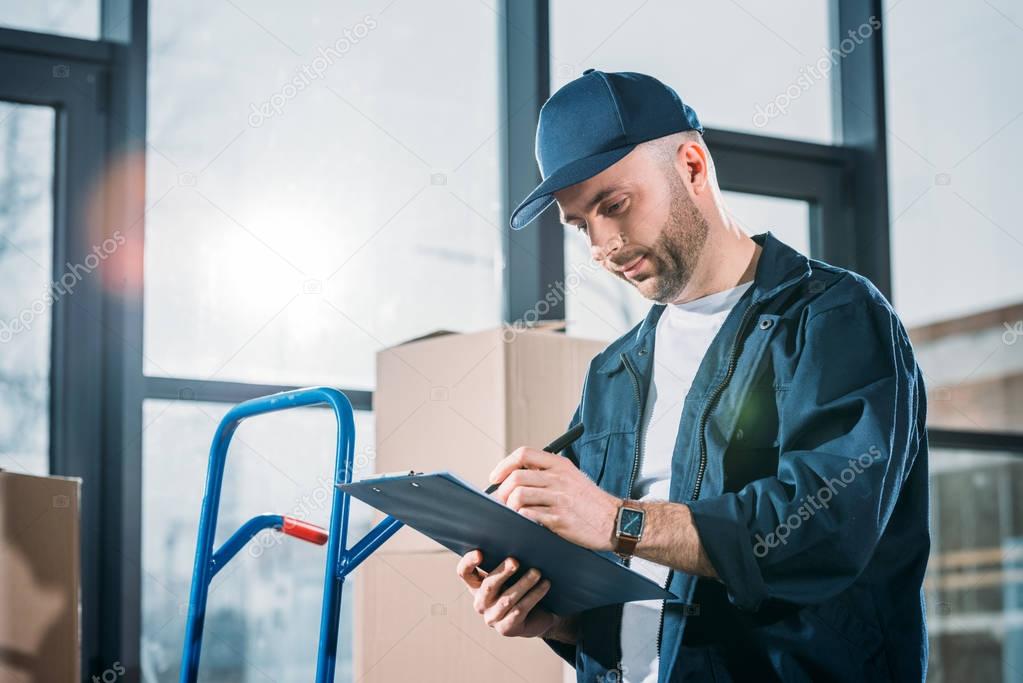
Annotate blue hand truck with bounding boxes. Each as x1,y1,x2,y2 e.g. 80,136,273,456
179,387,406,682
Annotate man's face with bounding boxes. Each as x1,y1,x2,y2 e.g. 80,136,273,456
553,144,709,304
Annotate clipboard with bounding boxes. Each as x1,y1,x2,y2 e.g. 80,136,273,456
338,471,676,615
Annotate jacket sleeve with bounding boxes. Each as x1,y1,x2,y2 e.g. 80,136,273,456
686,298,924,611
541,636,577,668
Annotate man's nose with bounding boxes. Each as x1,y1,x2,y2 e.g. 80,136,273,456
590,230,625,262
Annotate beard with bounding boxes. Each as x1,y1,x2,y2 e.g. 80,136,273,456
622,172,710,303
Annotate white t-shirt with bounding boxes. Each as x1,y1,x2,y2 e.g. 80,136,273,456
620,280,753,683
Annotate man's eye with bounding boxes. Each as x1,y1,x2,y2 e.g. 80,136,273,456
606,201,624,215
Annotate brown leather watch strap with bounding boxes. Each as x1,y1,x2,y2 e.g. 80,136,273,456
613,532,639,558
612,500,644,559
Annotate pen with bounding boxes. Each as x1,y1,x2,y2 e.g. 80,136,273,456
484,422,585,494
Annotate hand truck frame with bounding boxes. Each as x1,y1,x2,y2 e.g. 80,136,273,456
179,387,405,682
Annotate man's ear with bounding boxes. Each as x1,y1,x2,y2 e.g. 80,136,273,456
676,140,710,195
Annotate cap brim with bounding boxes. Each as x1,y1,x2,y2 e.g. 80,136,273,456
509,143,638,230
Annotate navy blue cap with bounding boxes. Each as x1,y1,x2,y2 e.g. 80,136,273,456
509,69,703,230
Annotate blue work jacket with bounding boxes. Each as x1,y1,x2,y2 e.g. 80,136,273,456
543,231,929,682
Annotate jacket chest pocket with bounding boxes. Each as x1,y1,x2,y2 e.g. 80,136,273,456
730,381,782,448
721,379,784,491
705,314,782,448
574,434,610,486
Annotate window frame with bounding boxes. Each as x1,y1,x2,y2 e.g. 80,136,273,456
0,39,111,674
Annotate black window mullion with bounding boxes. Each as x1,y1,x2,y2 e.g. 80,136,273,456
500,0,564,324
97,0,146,678
928,429,1023,454
836,0,892,299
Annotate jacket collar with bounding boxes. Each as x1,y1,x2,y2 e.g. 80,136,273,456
747,230,813,305
597,231,811,374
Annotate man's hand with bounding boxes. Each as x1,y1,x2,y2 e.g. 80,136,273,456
488,447,620,552
456,551,558,638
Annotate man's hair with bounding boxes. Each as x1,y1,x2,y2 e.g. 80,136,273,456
640,130,716,184
641,130,708,169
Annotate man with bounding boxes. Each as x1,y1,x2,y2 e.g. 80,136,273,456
455,70,929,682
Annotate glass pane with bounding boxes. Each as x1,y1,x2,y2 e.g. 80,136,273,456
550,0,837,143
144,1,502,389
140,399,376,682
0,102,54,476
723,191,811,257
0,1,100,40
885,0,1023,432
927,448,1023,681
564,194,810,341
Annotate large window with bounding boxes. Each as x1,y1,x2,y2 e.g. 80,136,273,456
885,0,1023,679
0,102,53,476
927,448,1023,681
885,0,1023,433
141,1,503,681
144,0,502,388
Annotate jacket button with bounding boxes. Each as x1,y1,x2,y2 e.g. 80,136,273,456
759,318,774,330
638,347,647,356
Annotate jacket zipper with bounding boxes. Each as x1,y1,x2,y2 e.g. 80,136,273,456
618,353,644,678
691,301,760,502
622,354,644,520
659,301,766,678
614,301,761,678
620,353,676,671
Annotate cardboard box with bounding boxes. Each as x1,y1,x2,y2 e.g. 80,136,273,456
373,325,605,553
353,549,571,683
0,470,81,683
356,325,603,683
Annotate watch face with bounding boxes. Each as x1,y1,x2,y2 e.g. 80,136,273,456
619,508,644,537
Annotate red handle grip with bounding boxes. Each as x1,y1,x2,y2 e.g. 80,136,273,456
281,516,329,545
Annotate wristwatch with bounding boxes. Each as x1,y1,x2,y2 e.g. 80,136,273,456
612,499,645,559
